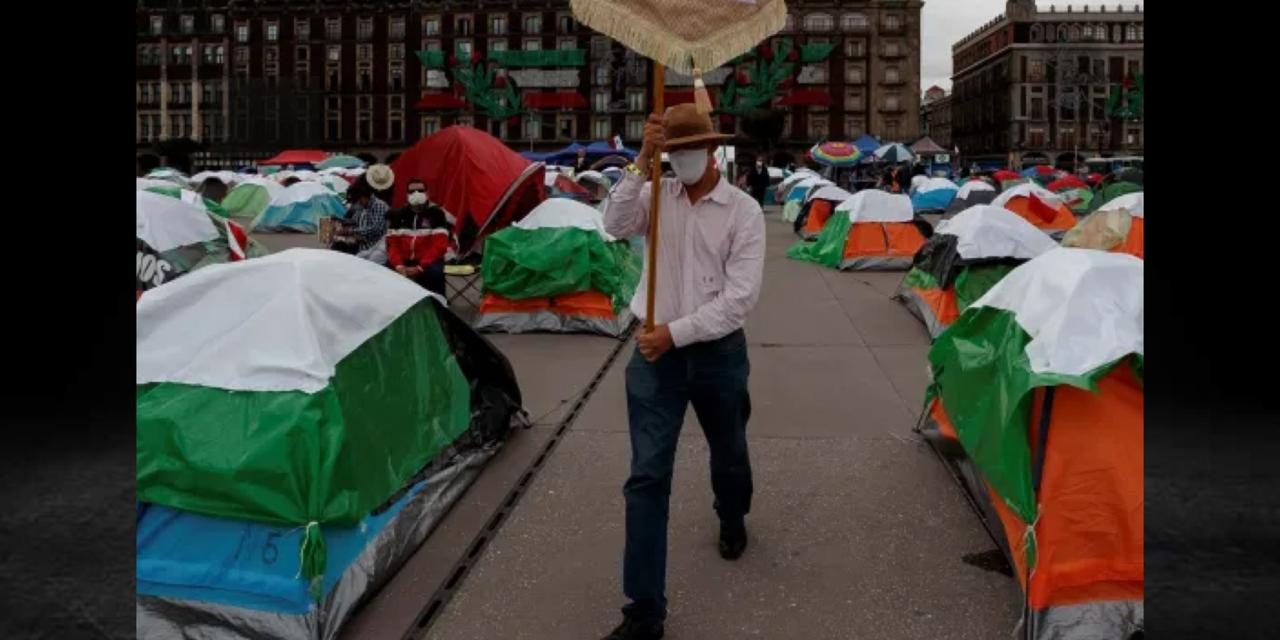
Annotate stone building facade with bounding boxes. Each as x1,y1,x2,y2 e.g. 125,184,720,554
136,0,924,169
950,0,1144,169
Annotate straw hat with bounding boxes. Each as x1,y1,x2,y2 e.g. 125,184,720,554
663,104,732,151
365,164,395,191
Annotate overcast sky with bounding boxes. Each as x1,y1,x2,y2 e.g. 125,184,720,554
921,1,1145,93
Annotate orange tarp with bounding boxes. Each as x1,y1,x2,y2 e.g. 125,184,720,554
479,290,617,319
1116,216,1144,259
1003,196,1077,233
910,287,960,328
987,362,1144,609
842,222,928,260
802,200,833,237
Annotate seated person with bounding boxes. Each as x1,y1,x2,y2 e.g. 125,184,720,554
331,178,389,259
385,178,456,296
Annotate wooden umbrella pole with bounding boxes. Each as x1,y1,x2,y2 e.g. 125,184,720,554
644,62,665,332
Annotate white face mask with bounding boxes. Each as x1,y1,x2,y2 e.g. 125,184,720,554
669,149,709,185
407,191,428,206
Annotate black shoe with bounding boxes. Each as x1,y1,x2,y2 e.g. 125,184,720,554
601,617,664,640
719,517,748,560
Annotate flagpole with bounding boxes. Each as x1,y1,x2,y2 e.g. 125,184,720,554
644,63,665,332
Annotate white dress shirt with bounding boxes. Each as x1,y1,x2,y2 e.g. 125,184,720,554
605,171,766,348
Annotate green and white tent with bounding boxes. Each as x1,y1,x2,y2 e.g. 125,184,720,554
475,198,641,336
137,249,472,594
135,190,266,297
220,177,288,224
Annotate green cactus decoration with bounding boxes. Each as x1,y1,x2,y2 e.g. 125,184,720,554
443,45,524,120
719,37,801,117
1106,72,1143,121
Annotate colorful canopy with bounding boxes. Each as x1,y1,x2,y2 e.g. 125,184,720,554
390,126,547,257
810,141,863,167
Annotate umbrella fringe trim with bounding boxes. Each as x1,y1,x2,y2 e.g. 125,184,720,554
569,0,786,75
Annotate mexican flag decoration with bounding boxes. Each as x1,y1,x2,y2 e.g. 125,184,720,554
476,198,642,336
136,190,266,298
137,249,473,597
926,248,1143,634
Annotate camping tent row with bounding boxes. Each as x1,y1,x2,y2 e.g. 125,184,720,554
918,247,1144,640
136,249,525,640
474,198,642,337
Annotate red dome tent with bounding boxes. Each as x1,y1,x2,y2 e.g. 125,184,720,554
258,149,330,166
390,126,547,257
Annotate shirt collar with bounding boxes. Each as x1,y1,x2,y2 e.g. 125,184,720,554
680,175,733,206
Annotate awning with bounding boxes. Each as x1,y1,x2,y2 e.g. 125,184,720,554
522,91,588,109
664,90,716,108
414,94,467,110
776,89,832,107
259,150,329,166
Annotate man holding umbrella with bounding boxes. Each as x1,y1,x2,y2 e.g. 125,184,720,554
601,104,766,640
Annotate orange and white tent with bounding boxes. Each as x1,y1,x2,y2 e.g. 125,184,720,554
794,185,854,240
788,190,930,271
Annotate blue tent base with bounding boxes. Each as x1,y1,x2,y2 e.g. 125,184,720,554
137,446,496,640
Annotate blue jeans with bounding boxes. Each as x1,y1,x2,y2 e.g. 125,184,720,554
621,329,753,623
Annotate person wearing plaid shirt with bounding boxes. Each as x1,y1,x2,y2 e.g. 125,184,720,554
332,178,389,256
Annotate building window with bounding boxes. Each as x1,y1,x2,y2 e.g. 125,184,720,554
265,47,278,64
180,15,194,34
266,21,279,42
1069,25,1080,41
885,67,900,84
424,39,442,52
558,37,577,50
390,65,404,91
626,116,644,141
558,114,575,140
457,115,475,128
295,63,310,89
884,14,902,30
1028,127,1046,147
235,22,249,43
593,117,610,140
457,40,474,57
389,112,404,141
172,45,191,65
390,95,404,110
358,17,373,41
885,120,900,141
1082,24,1093,41
491,15,508,35
326,65,340,90
296,19,310,41
844,38,865,57
845,116,864,138
489,39,508,53
389,43,404,61
423,16,441,36
1125,24,1138,41
456,16,474,36
1057,25,1069,41
846,65,863,84
357,111,372,142
1028,59,1045,82
211,14,225,34
844,89,863,110
884,41,900,57
803,13,833,32
358,66,372,91
295,46,309,62
326,17,341,40
593,90,609,112
1030,24,1043,42
595,65,610,85
524,14,542,33
627,89,645,113
590,36,611,59
841,13,868,31
524,38,542,51
808,113,828,139
325,112,341,141
203,45,217,64
357,44,372,61
327,46,341,63
422,116,441,136
150,15,163,35
523,114,541,140
559,14,575,32
389,16,405,40
883,93,900,111
1126,129,1140,146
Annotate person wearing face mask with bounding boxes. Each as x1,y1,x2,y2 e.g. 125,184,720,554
599,103,766,640
746,157,771,206
386,178,456,296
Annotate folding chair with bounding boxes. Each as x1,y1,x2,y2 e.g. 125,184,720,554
445,263,483,309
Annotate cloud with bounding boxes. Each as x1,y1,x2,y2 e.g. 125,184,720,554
921,1,1145,93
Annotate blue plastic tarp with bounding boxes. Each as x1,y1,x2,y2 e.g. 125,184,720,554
137,476,430,615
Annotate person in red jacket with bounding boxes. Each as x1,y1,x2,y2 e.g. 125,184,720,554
385,178,455,296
